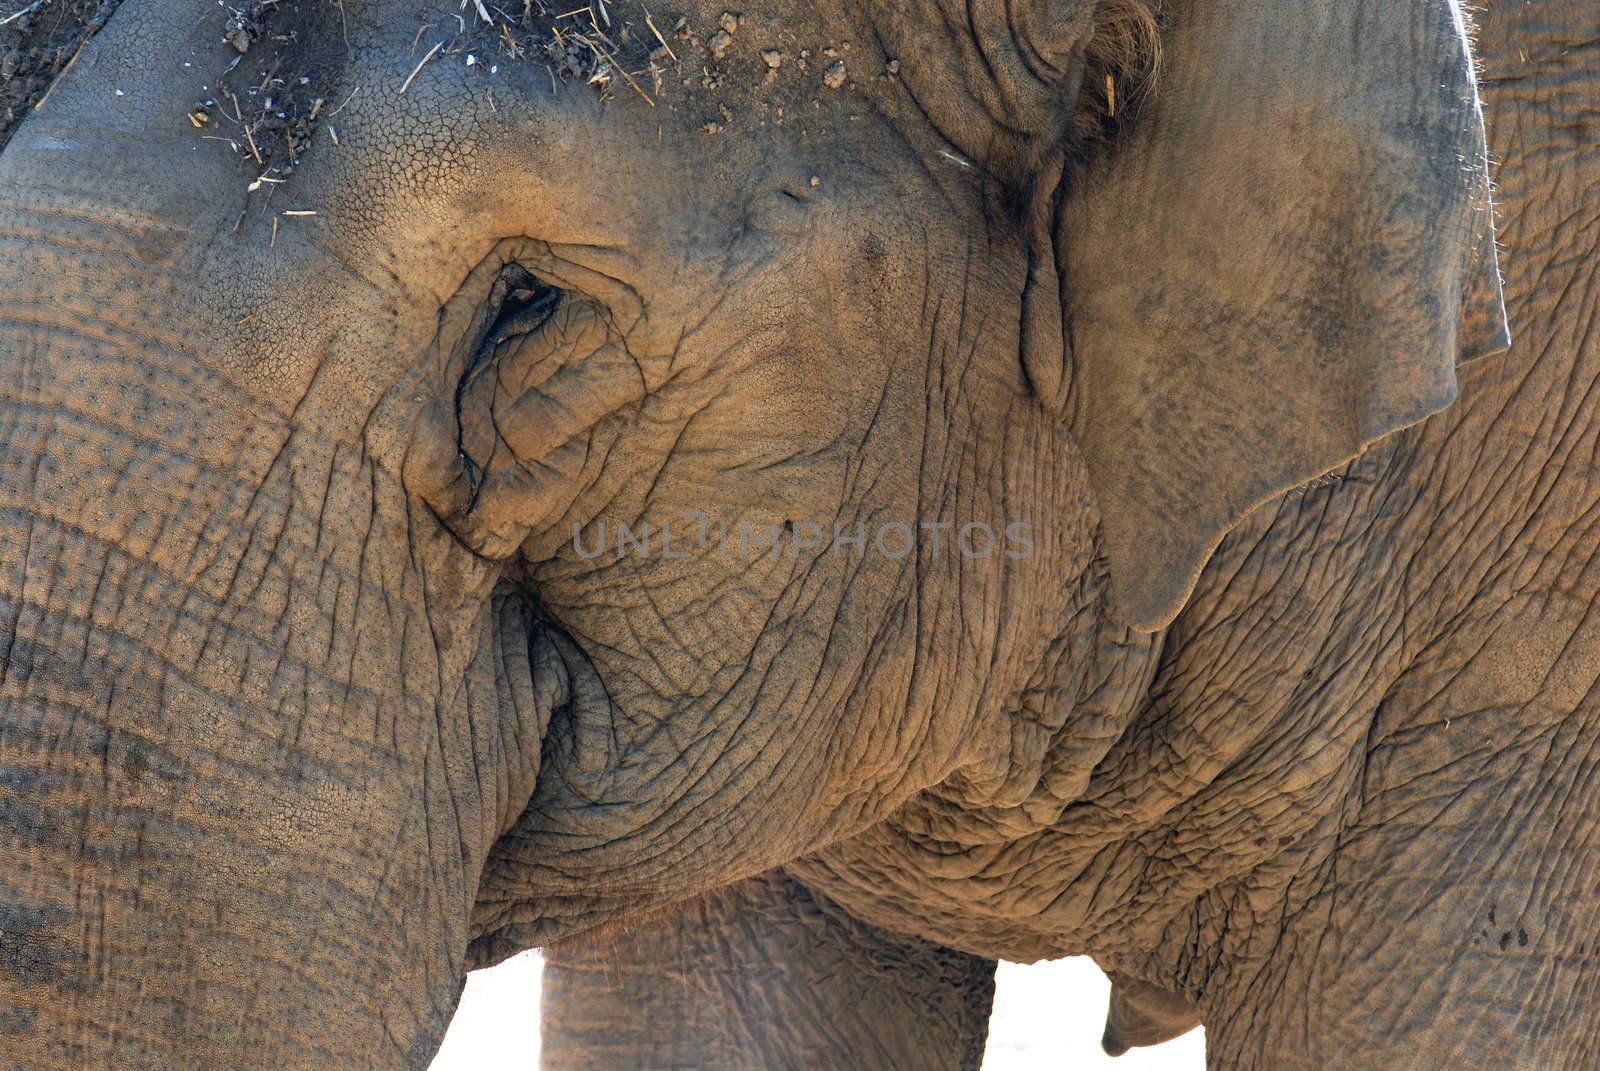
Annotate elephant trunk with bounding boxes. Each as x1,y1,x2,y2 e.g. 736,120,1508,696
0,210,546,1066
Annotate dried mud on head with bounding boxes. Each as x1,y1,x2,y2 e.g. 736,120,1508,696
0,0,118,150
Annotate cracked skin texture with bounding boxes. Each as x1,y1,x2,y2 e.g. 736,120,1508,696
0,0,1586,1070
635,6,1600,1070
554,4,1600,1070
0,0,1157,1065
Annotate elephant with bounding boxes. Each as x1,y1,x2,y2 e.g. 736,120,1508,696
0,0,1594,1063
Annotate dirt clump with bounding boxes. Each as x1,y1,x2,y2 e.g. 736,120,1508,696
197,0,348,183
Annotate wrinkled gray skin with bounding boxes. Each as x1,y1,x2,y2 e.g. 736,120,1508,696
0,0,1585,1065
551,4,1600,1069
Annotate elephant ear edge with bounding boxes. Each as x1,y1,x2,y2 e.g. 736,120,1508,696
1050,0,1509,632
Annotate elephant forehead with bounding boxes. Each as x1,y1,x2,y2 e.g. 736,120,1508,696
4,0,1005,420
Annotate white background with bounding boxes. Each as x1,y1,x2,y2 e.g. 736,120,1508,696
430,952,1205,1069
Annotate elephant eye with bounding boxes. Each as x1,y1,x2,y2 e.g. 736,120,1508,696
486,264,564,346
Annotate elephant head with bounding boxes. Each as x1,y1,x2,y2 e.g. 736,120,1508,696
0,0,1504,1065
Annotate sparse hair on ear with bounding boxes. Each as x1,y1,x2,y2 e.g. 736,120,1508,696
1012,0,1162,237
1076,0,1164,142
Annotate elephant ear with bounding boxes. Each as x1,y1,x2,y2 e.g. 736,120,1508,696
1037,0,1508,631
